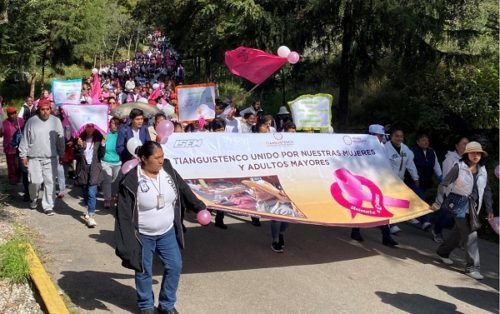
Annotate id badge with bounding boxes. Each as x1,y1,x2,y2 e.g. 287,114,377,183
157,194,165,208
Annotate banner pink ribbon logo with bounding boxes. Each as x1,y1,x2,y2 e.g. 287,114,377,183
330,168,410,218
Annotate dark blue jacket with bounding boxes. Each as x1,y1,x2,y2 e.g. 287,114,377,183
116,124,150,163
412,147,437,189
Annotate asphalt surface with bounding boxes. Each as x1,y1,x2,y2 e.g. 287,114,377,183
1,178,498,314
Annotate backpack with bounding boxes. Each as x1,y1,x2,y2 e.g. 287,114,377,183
11,119,22,148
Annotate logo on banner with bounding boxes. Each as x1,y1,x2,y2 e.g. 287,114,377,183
174,139,203,148
330,168,410,218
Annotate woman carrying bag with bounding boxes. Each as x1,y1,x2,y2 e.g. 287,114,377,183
431,141,494,280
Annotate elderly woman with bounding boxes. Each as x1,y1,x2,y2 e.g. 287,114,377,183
115,141,206,314
432,141,493,280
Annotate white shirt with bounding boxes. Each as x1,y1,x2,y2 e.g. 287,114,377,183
137,167,177,236
225,117,242,133
84,138,94,164
132,129,140,141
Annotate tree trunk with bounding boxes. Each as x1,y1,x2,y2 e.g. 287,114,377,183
112,33,121,63
337,1,354,131
29,72,37,98
127,35,133,60
134,29,140,53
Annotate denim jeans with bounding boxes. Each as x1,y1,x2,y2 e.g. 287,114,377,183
135,227,182,311
82,184,97,215
271,220,288,241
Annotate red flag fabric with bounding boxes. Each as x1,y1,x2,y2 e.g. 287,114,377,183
225,47,287,85
90,73,102,104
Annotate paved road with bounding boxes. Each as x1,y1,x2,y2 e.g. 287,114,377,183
1,179,496,314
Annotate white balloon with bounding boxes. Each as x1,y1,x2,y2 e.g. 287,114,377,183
126,138,142,157
277,46,291,58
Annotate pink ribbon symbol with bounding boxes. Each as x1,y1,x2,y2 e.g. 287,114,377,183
330,168,409,219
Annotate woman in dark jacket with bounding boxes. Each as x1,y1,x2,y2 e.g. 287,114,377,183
74,124,105,228
114,141,205,314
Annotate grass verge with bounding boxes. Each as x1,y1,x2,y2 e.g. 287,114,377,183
0,227,30,284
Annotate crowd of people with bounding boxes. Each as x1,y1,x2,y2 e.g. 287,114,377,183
0,33,496,314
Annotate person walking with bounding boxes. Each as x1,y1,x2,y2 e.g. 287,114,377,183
384,127,419,234
350,124,399,246
115,141,206,314
432,136,470,243
74,124,105,227
101,117,122,209
1,106,24,185
18,100,65,215
432,141,493,280
116,108,151,163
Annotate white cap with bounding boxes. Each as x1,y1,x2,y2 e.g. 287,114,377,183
368,124,385,135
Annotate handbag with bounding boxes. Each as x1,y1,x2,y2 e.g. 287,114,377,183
468,198,482,232
441,192,468,215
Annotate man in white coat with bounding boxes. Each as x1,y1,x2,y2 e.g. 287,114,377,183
384,127,419,233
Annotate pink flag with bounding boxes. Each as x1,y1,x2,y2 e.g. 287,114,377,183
225,47,287,85
148,89,162,102
90,73,102,104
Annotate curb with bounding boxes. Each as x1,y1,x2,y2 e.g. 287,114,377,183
26,244,69,314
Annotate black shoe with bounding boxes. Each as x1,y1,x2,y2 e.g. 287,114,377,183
214,220,228,229
351,230,364,242
271,241,284,253
278,234,285,248
382,236,398,247
23,194,31,202
158,306,179,314
139,308,154,314
251,217,261,227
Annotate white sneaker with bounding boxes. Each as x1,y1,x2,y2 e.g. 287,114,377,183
390,225,401,234
408,218,420,225
422,222,432,231
87,216,97,228
465,271,484,280
438,255,454,265
30,199,38,210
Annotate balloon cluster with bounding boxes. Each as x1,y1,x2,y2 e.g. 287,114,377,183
277,46,300,64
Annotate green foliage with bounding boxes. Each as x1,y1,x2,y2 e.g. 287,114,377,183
0,229,30,284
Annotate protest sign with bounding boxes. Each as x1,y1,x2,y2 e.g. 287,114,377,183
52,79,82,106
162,133,431,227
61,104,109,137
175,83,216,122
288,94,332,130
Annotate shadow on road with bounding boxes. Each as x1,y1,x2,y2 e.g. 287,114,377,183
375,291,461,314
437,285,499,313
58,270,142,313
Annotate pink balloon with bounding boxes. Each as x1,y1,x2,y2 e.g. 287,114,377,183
287,51,300,64
197,209,212,226
121,158,139,174
156,120,174,144
489,217,499,234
